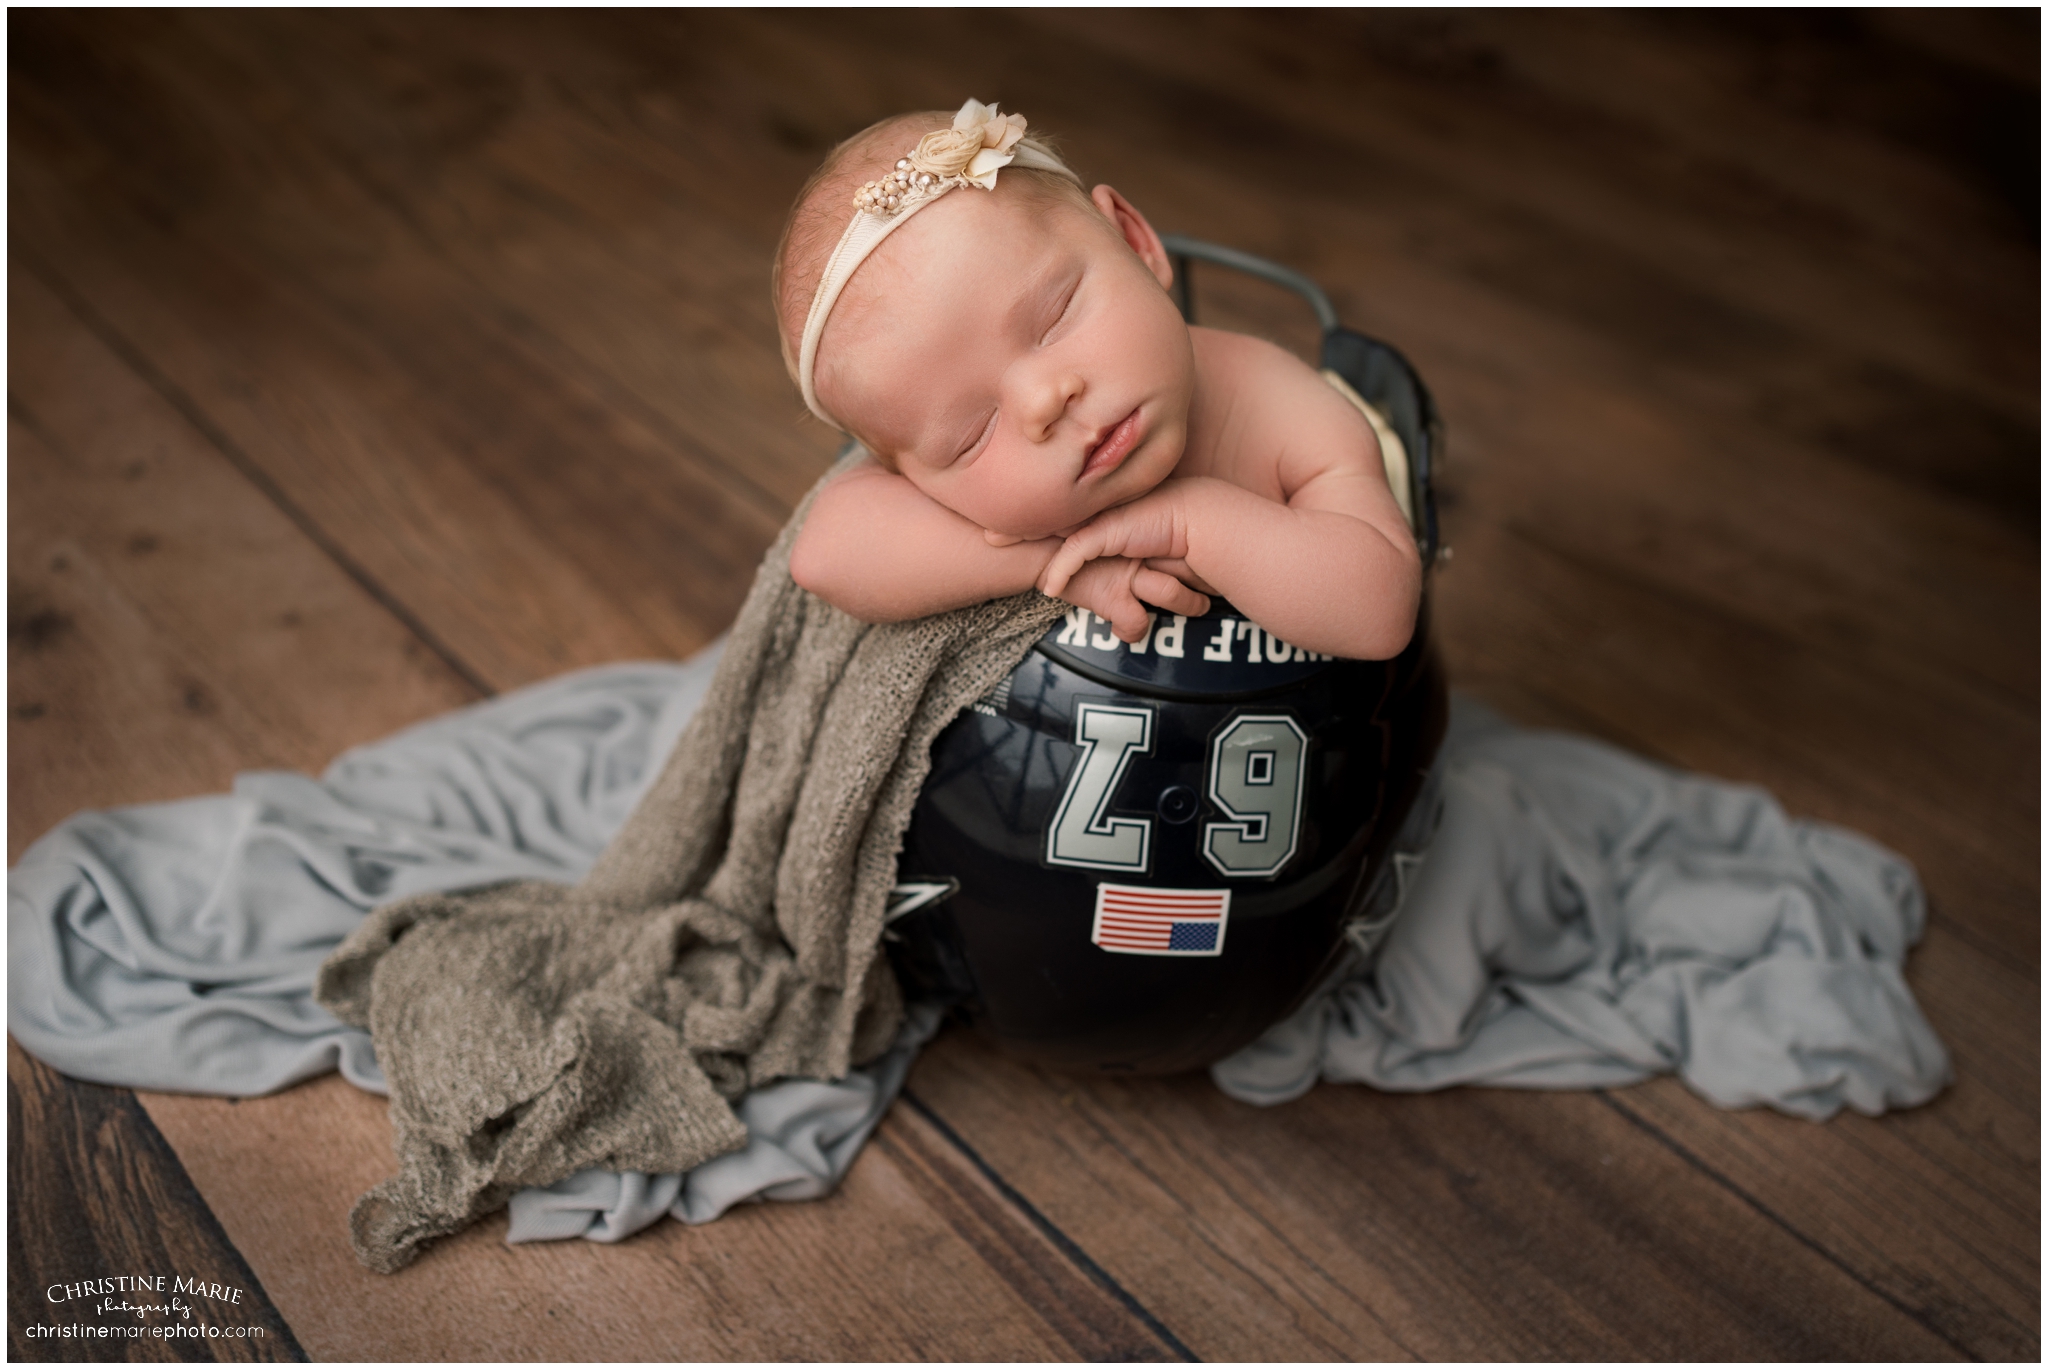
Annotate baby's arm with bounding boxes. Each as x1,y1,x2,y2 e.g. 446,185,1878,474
1042,344,1422,660
791,458,1208,629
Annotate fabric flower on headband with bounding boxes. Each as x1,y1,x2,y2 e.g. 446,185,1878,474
853,100,1031,216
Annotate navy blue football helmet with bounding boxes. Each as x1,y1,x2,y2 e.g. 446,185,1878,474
888,239,1449,1074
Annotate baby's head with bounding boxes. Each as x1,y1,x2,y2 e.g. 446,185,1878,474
774,102,1194,540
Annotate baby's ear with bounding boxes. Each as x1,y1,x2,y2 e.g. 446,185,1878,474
1090,185,1173,291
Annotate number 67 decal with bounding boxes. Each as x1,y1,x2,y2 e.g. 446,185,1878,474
1046,703,1308,879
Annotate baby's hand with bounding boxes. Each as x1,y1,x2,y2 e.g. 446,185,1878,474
1038,481,1196,602
1056,556,1210,643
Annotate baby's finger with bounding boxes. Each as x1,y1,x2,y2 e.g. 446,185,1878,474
983,528,1026,547
1038,541,1093,598
1108,594,1154,644
1132,568,1211,619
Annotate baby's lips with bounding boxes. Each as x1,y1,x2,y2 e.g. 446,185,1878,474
1079,409,1144,481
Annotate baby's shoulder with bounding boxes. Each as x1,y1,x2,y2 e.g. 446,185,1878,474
1189,327,1380,487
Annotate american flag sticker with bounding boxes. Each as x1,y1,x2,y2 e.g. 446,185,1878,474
1090,883,1231,957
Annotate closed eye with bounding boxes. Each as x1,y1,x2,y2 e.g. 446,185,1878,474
1039,276,1082,346
953,408,998,463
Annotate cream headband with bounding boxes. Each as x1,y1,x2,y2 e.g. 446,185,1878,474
797,99,1084,429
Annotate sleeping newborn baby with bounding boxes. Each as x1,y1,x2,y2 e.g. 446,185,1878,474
778,101,1420,660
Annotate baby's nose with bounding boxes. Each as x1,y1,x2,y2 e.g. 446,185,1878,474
1022,370,1086,440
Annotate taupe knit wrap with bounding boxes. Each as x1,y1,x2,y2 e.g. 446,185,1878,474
315,467,1065,1272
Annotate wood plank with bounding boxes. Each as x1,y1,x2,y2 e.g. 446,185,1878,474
907,1031,1964,1360
9,13,789,689
8,1040,305,1362
8,262,482,854
176,9,846,515
1613,1066,2038,1361
867,1101,1191,1361
138,1073,1180,1361
8,511,280,861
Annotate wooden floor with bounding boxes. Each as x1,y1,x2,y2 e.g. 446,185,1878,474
8,10,2037,1361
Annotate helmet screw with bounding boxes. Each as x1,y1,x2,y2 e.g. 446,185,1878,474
1157,785,1201,825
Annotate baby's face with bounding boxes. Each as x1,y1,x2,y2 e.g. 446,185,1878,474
814,183,1194,540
